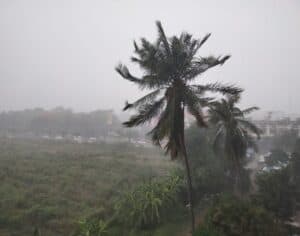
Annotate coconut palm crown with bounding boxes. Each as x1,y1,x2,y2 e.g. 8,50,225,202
209,95,261,174
116,21,242,159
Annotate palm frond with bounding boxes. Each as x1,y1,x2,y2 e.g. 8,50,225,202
242,106,259,115
212,123,225,153
148,108,170,146
237,118,262,138
210,95,261,166
198,33,211,48
232,107,244,117
183,86,207,127
156,21,171,56
192,82,243,95
116,64,166,89
209,107,225,125
123,98,165,127
227,93,241,104
115,64,146,87
123,89,162,111
184,55,231,80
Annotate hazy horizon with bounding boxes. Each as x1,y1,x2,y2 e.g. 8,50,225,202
1,0,300,115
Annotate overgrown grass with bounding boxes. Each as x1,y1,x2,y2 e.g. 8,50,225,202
0,138,176,236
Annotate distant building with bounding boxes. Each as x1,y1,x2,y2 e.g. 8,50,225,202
87,137,97,143
73,136,83,143
253,118,300,137
55,135,63,140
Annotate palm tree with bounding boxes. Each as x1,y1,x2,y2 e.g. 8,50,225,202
209,95,261,196
116,21,241,232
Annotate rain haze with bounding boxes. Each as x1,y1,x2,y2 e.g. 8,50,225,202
0,0,300,114
2,1,300,236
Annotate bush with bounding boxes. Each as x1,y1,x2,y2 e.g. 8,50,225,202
76,219,109,236
202,195,287,236
73,173,185,236
114,173,183,229
255,168,297,220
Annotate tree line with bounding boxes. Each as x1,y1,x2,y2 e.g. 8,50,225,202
0,107,131,139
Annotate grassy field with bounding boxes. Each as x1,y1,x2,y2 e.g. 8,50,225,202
0,138,176,236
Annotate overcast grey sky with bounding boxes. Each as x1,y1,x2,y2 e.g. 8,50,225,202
0,0,299,115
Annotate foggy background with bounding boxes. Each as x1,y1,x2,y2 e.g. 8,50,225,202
0,0,299,116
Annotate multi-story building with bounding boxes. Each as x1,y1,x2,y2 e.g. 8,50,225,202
253,118,300,137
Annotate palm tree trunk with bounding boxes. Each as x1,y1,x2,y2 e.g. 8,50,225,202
180,136,195,234
233,161,242,198
234,173,241,197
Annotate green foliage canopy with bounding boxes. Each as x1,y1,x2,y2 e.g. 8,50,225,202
116,21,241,159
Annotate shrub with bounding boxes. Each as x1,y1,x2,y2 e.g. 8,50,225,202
202,195,286,236
114,173,183,229
76,219,109,236
255,168,297,220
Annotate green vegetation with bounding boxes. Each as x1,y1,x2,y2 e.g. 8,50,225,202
77,219,109,236
255,167,297,220
116,20,241,233
196,195,287,236
73,173,188,236
1,20,300,236
194,138,300,236
1,129,299,236
254,141,300,221
209,95,260,196
185,125,235,198
114,173,183,229
0,138,175,236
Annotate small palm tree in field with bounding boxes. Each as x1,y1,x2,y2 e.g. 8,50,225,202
209,95,261,196
116,21,241,232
